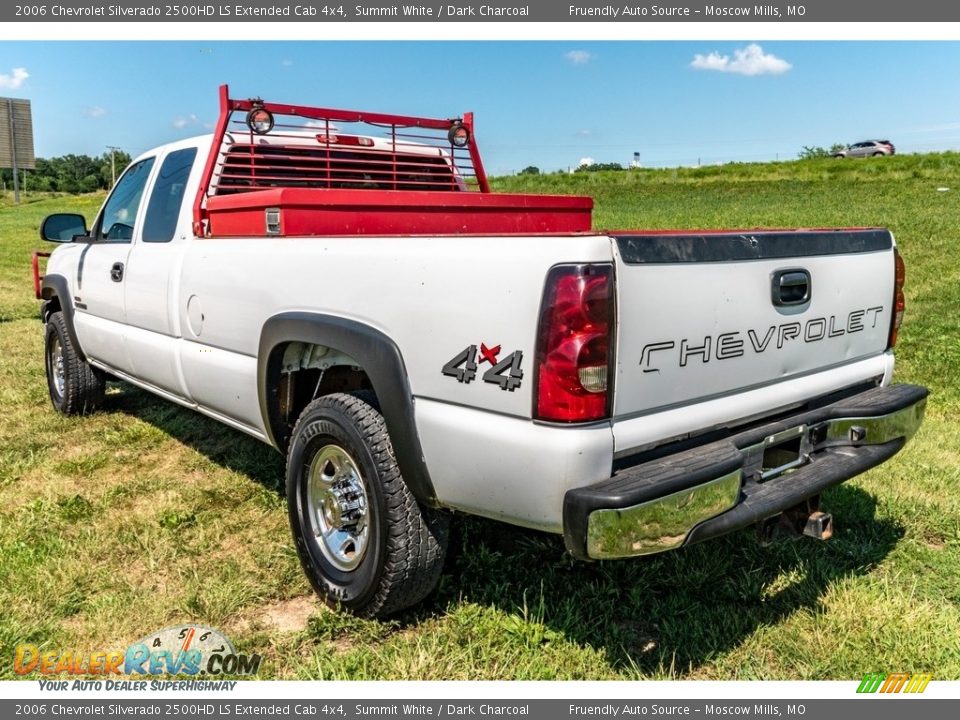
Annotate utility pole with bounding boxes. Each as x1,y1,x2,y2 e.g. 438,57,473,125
106,145,122,186
7,98,19,204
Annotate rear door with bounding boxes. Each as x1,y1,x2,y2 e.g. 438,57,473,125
123,146,199,396
610,229,895,421
850,142,869,158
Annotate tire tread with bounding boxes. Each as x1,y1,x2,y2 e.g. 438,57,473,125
286,391,448,618
46,311,105,415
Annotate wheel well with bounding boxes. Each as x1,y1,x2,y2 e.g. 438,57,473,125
268,341,373,449
41,293,62,322
257,312,438,505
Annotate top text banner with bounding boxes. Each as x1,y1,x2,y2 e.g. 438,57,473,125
7,1,960,22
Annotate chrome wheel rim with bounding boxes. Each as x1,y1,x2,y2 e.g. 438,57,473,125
307,444,369,572
50,336,65,398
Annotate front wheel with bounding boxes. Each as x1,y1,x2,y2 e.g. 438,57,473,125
44,311,105,415
286,392,448,618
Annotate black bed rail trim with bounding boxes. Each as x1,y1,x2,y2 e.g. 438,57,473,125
614,229,893,264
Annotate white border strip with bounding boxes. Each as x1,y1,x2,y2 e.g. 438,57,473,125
1,21,959,41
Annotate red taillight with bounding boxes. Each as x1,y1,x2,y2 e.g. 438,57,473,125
534,264,614,422
889,248,906,348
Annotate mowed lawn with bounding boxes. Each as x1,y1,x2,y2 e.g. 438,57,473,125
1,154,958,680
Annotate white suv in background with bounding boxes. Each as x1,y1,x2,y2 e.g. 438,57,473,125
833,140,896,158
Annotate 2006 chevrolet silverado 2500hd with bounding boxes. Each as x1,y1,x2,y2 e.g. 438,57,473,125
34,86,927,617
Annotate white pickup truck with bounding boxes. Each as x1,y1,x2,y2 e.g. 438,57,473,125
36,87,927,617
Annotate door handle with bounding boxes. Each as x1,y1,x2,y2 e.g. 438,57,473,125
771,268,810,306
110,262,124,282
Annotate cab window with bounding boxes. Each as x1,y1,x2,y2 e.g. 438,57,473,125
143,148,197,243
97,157,155,242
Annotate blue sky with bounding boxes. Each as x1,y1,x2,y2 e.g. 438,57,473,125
2,41,959,173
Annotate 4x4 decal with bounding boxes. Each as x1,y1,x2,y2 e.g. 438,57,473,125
442,343,523,391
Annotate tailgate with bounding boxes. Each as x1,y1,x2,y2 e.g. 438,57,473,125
611,229,895,419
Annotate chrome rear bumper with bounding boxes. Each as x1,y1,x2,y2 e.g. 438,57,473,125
563,384,928,561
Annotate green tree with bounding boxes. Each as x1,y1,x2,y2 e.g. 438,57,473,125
799,146,830,159
575,162,625,172
799,143,847,159
0,150,130,194
99,150,132,188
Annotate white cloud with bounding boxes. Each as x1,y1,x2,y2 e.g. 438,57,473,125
281,59,294,67
691,44,792,76
565,50,592,66
578,129,592,136
0,67,29,90
82,106,107,119
578,157,595,167
172,114,199,129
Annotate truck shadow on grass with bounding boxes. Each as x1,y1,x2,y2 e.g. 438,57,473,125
438,486,902,677
110,385,902,678
108,384,286,492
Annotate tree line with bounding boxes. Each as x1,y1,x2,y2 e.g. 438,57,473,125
798,144,847,159
0,150,132,194
519,162,628,175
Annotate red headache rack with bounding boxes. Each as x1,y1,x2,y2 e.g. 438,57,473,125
194,85,592,237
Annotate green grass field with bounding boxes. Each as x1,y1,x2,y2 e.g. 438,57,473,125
1,154,958,680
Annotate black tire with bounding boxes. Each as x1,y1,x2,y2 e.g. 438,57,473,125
873,152,885,157
44,311,105,415
286,391,448,618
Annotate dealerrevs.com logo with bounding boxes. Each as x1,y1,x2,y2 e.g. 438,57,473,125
14,625,261,677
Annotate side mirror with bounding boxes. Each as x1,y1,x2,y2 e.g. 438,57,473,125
40,213,88,243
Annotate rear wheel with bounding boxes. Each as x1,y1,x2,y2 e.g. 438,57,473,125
873,151,885,157
286,392,448,618
44,311,105,415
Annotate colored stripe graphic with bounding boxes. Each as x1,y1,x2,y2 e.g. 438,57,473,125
857,673,886,693
857,672,932,694
904,674,933,693
880,672,910,693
